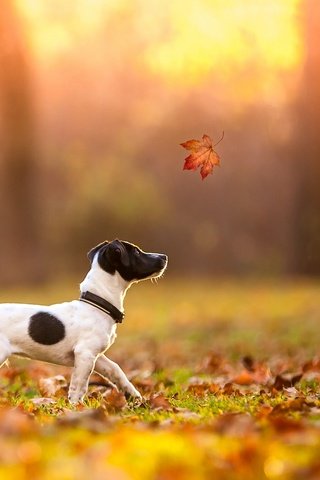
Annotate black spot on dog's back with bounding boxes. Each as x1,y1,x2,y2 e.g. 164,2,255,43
28,312,65,345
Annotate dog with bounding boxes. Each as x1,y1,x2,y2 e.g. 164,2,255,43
0,239,168,403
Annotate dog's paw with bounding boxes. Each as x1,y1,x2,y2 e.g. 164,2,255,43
68,391,85,405
124,388,143,403
68,396,81,405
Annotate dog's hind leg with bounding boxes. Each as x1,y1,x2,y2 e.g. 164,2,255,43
94,355,142,400
0,335,12,367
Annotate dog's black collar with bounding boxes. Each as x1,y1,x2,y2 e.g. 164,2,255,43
79,291,124,323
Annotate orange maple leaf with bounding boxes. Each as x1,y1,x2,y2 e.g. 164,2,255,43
180,132,224,180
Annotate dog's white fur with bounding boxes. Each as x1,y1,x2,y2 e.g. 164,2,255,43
0,251,166,403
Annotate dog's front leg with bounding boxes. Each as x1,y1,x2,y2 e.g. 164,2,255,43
68,349,97,404
94,355,142,400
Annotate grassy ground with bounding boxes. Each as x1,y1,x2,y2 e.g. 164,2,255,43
0,277,320,479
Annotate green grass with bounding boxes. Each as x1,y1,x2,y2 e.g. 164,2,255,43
0,277,320,479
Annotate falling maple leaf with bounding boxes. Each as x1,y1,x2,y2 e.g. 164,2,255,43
180,132,224,180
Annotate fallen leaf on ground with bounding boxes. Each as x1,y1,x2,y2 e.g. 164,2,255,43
187,381,220,396
132,377,156,394
283,386,299,397
233,371,256,386
39,375,68,397
233,363,271,386
272,373,303,391
150,393,171,411
180,133,223,180
103,388,127,412
223,383,241,395
198,352,228,374
242,355,255,371
302,357,320,372
271,397,310,415
30,397,56,406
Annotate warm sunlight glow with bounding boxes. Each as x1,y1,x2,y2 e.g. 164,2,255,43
143,0,301,85
16,0,119,58
16,0,302,101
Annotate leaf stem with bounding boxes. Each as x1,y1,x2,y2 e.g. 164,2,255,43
213,131,224,147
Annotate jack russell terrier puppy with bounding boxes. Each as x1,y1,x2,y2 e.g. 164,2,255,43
0,239,168,403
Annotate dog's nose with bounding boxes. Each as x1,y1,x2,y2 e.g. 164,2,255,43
159,254,168,265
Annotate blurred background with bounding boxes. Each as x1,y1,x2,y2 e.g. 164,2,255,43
0,0,319,284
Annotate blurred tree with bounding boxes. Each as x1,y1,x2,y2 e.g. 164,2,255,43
0,2,42,283
293,0,320,274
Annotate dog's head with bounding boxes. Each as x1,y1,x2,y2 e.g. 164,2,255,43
88,239,168,282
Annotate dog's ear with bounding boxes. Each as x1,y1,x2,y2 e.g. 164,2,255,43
107,239,130,267
87,241,109,264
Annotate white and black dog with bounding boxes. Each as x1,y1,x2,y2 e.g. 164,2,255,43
0,240,168,403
